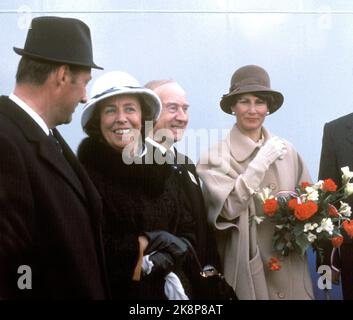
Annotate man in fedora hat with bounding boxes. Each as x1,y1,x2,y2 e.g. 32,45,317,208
319,116,353,300
0,16,108,299
144,80,221,293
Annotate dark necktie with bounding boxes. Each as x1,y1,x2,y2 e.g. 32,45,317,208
49,131,63,153
165,149,184,176
165,148,175,165
48,130,85,198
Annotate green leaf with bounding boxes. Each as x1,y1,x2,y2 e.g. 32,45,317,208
293,223,304,236
294,234,311,256
273,239,286,252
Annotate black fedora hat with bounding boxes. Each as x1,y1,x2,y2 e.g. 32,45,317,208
14,16,103,70
220,65,283,115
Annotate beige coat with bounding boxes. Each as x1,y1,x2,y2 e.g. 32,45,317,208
196,125,314,300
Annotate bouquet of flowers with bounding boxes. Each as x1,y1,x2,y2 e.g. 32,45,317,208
256,166,353,269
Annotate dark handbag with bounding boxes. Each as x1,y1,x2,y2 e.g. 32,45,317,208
194,264,238,300
183,239,238,300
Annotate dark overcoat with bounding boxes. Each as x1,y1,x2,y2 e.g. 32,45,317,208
174,150,221,270
319,113,353,300
0,96,108,299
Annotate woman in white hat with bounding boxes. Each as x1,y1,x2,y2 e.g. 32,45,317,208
78,71,196,300
196,65,314,300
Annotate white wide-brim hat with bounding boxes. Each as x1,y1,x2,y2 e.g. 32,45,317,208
81,71,161,128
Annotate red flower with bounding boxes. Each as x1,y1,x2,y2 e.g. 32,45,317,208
263,198,279,217
268,257,281,271
288,198,298,211
307,201,318,214
323,179,337,192
343,220,353,238
293,201,318,221
331,236,344,248
328,204,339,218
301,182,310,191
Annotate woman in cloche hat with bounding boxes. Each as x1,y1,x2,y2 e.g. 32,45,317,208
197,65,314,300
77,71,198,300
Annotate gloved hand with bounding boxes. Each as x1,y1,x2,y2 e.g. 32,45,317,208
144,230,189,261
242,136,287,192
148,251,175,277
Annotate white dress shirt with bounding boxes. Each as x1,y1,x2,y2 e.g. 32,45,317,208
9,93,50,136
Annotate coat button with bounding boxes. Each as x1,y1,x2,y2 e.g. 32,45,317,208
277,292,285,299
269,183,276,190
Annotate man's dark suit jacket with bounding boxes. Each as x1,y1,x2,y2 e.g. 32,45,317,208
319,112,353,300
0,96,108,299
174,150,221,270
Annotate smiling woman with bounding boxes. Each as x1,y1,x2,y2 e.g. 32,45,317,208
77,71,202,300
99,95,142,154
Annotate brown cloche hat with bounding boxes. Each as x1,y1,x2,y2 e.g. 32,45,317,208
14,16,103,70
220,65,283,114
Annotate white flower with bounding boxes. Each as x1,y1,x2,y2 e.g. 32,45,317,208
275,224,284,230
316,218,334,235
303,223,311,232
307,232,317,243
344,183,353,197
341,166,353,184
306,190,319,201
304,222,319,232
339,201,352,217
256,187,273,203
254,216,265,224
305,186,315,194
304,186,319,201
313,180,324,190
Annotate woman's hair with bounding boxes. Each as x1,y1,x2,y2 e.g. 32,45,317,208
232,91,275,110
83,95,153,141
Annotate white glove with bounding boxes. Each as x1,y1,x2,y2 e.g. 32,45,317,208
141,254,154,276
242,136,287,192
164,272,189,300
258,136,287,164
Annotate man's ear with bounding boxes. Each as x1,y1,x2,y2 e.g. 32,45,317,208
53,65,70,87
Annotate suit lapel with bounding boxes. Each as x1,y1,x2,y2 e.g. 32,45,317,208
175,149,202,194
38,132,87,202
0,96,86,203
53,128,102,222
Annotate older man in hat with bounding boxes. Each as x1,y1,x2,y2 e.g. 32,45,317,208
0,16,108,299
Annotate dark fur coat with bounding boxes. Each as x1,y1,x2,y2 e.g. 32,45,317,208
78,138,196,299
